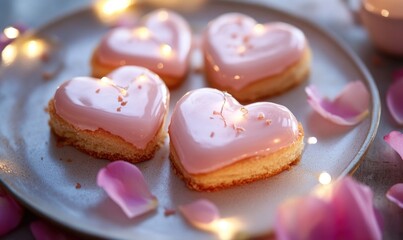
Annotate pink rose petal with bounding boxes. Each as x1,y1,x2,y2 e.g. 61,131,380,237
0,188,24,236
383,131,403,160
30,220,75,240
97,161,158,218
386,183,403,208
179,199,220,226
306,81,370,125
386,78,403,125
275,196,336,240
330,177,382,240
275,177,382,240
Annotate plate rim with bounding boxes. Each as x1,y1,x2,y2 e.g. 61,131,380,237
0,1,380,239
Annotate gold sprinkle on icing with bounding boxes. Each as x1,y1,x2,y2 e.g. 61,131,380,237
236,126,245,133
240,107,248,116
257,112,265,120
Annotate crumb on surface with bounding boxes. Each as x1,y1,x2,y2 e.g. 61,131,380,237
75,183,81,189
164,207,176,217
371,54,384,66
257,112,265,120
40,52,49,62
42,63,64,81
42,71,53,80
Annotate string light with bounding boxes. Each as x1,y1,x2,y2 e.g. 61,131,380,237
96,0,133,16
100,77,128,96
159,44,173,58
364,3,375,12
157,10,169,21
3,27,20,39
134,27,151,40
381,9,389,17
318,172,332,185
1,44,17,65
237,45,246,55
136,74,148,82
307,137,318,144
23,39,46,58
253,24,265,35
211,218,241,240
232,109,246,124
94,0,134,23
101,76,113,85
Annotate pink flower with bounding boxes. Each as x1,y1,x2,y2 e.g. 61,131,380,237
384,131,403,160
97,161,158,218
0,187,24,236
275,177,382,240
305,81,370,125
386,69,403,125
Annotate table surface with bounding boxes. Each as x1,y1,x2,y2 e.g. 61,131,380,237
0,0,402,239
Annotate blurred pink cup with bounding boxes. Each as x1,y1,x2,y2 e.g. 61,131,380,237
360,0,403,57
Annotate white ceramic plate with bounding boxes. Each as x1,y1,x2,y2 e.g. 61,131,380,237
0,1,380,239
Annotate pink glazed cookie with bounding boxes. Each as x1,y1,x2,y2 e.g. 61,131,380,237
169,88,304,191
202,13,311,102
48,66,169,163
91,9,192,88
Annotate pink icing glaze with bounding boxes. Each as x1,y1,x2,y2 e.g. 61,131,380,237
54,66,169,149
95,9,192,78
169,88,300,174
203,13,307,90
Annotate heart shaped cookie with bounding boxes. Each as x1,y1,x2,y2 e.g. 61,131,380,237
202,13,311,102
49,66,169,162
169,88,304,191
91,9,192,88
